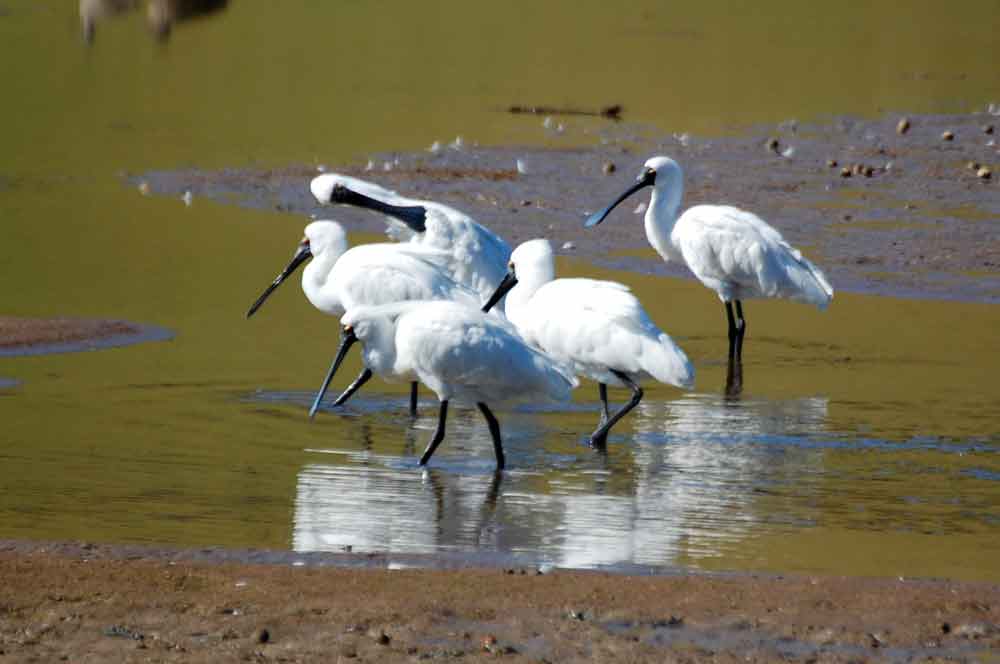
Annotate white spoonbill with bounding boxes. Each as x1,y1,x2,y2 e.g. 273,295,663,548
246,220,482,415
311,301,578,470
483,239,694,447
310,173,512,308
585,156,833,360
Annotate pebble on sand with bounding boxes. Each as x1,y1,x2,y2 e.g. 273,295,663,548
254,628,270,644
840,167,852,178
977,167,992,180
941,131,955,141
602,161,616,175
827,159,838,168
896,117,911,135
765,137,780,153
984,124,995,135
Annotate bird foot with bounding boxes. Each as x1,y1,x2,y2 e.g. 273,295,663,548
589,432,608,448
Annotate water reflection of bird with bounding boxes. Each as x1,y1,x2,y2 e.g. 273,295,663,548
293,465,502,556
586,156,833,362
314,301,577,470
79,0,228,43
484,239,694,447
311,174,512,311
246,221,482,416
553,393,829,569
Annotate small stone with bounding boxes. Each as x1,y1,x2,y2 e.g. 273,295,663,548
953,622,991,638
967,161,981,171
984,124,995,135
372,630,390,646
765,137,780,153
941,622,951,634
941,130,954,141
339,643,358,658
977,167,992,179
840,167,852,178
863,166,874,177
826,159,838,168
481,634,498,652
896,117,911,134
602,161,616,175
253,628,270,644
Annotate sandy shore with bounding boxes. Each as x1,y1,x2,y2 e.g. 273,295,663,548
0,540,997,663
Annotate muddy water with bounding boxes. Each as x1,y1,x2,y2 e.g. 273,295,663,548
1,2,998,581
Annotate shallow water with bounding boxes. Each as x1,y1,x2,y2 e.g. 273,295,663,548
1,1,998,581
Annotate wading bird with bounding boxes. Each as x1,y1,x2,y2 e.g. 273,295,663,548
312,301,578,470
483,239,694,447
585,156,833,362
310,173,512,309
246,220,481,416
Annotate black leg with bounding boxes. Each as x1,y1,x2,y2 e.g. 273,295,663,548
332,368,372,407
735,300,746,359
725,354,743,398
418,400,448,466
589,370,643,447
477,402,505,470
409,381,419,417
592,383,611,447
725,301,738,361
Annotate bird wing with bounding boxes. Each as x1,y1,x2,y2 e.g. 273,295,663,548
676,205,831,303
408,207,513,299
396,303,575,404
517,279,677,379
334,247,481,310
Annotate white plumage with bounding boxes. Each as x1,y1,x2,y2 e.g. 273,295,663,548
246,220,482,413
247,220,481,319
310,173,512,308
318,301,577,470
486,239,693,446
586,155,833,359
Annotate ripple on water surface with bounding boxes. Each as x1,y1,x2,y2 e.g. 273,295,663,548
238,389,1000,579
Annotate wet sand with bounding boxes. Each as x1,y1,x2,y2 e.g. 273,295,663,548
1,540,997,663
0,316,172,358
139,110,1000,303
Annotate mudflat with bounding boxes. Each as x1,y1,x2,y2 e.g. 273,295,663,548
0,540,997,663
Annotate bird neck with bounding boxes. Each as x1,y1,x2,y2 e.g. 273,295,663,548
505,262,553,326
301,249,342,312
360,318,398,376
645,178,683,259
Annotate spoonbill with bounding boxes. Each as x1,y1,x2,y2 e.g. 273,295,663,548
483,239,694,447
246,220,482,415
585,156,833,360
312,301,578,470
310,173,512,309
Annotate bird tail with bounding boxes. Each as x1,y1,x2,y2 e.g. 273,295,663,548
787,254,834,310
642,333,695,390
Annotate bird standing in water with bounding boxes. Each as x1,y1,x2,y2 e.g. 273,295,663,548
585,156,833,365
313,300,578,470
483,239,694,447
246,220,481,416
